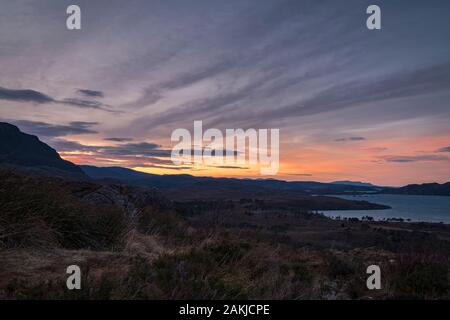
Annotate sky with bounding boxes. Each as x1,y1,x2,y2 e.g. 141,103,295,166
1,0,450,186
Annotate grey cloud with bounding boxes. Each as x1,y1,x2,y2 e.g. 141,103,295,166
51,137,241,164
0,86,113,111
60,98,112,111
255,63,450,126
211,165,249,170
160,59,237,90
50,139,100,152
128,2,352,122
137,70,278,129
227,0,330,44
11,120,98,137
142,31,354,129
99,142,169,157
54,142,173,163
2,0,450,180
62,141,172,158
121,88,162,109
186,149,240,157
380,154,450,163
52,139,170,158
0,86,54,104
437,147,450,152
49,138,175,168
77,89,104,98
335,137,366,142
104,137,134,142
69,121,100,129
136,164,193,171
138,45,450,131
130,6,349,116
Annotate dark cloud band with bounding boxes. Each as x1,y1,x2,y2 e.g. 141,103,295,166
10,119,98,137
0,87,54,104
0,86,112,111
77,89,104,98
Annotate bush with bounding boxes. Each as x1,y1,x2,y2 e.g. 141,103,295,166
0,171,131,250
323,251,357,279
388,253,449,299
150,240,250,299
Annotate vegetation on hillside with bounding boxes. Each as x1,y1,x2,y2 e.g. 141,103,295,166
0,170,449,299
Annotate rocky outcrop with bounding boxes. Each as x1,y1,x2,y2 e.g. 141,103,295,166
78,183,171,218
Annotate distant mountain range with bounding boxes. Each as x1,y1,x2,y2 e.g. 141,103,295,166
0,122,391,210
331,181,376,187
380,182,450,196
80,165,385,199
1,122,448,197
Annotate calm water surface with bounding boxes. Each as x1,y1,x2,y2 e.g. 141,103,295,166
321,194,450,224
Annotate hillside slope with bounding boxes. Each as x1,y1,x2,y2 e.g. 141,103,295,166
0,122,84,177
80,165,382,197
381,182,450,196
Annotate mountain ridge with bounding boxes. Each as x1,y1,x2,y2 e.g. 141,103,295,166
0,122,85,178
381,182,450,196
2,122,448,197
80,164,382,196
331,180,376,187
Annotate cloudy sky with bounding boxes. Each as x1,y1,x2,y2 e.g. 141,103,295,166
1,0,450,185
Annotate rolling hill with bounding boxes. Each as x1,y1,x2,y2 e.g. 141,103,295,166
381,182,450,196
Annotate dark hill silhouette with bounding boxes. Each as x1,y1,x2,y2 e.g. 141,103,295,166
0,122,84,177
0,122,384,195
80,165,382,197
381,182,450,196
3,120,432,206
331,180,376,187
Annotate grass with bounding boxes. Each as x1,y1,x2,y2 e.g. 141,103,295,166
0,170,131,250
0,169,449,299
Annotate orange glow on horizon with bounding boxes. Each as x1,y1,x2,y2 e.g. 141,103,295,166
60,134,450,186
